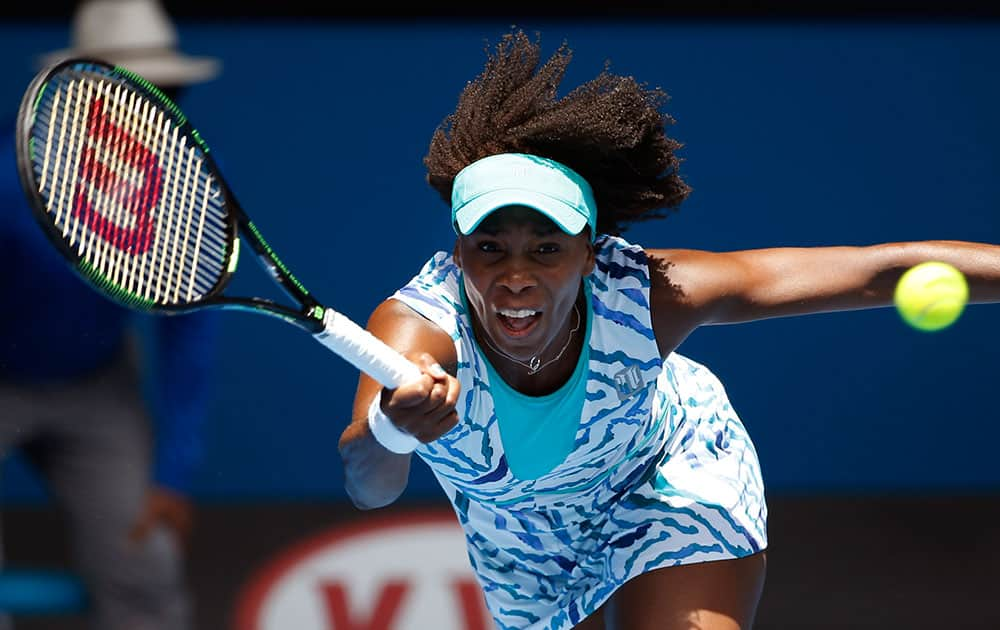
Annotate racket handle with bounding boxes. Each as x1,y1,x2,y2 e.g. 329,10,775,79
313,308,423,388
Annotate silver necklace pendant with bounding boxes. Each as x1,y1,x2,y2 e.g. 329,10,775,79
480,304,581,376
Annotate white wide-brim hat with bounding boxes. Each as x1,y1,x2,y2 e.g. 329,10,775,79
38,0,221,87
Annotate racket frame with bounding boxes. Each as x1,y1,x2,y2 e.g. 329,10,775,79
16,58,327,334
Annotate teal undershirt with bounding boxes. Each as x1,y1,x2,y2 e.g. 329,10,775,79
462,282,592,481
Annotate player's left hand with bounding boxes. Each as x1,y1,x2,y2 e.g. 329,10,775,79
128,486,195,551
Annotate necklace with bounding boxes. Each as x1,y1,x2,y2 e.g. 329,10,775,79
479,304,582,375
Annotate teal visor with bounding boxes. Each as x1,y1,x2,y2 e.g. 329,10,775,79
451,153,597,240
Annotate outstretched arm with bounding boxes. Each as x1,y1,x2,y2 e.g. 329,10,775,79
647,240,1000,356
338,299,459,509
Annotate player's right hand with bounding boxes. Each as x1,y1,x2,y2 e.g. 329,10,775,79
379,352,460,444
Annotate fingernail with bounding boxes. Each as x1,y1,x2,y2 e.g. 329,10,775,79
430,363,446,377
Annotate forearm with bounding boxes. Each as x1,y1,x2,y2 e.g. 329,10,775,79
876,240,1000,303
724,240,1000,320
337,300,460,509
338,420,411,509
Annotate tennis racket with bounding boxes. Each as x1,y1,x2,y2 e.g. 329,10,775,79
15,58,421,389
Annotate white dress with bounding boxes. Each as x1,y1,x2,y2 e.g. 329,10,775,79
391,234,768,630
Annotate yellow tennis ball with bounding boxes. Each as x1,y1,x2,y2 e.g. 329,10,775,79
893,261,968,332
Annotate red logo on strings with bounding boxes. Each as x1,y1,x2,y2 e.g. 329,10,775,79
73,97,161,254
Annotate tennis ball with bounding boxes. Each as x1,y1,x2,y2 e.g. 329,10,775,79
893,261,968,332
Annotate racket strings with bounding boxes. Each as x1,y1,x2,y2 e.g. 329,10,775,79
30,71,230,306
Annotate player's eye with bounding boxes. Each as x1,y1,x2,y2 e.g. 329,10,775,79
537,243,560,254
477,240,502,253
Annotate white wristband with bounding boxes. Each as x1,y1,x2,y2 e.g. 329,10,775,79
367,392,421,454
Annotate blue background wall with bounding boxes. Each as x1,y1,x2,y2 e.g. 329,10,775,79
2,19,998,501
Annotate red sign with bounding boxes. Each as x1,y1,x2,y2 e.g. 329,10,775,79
233,510,493,630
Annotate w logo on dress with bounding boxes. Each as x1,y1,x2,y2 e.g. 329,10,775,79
613,365,643,401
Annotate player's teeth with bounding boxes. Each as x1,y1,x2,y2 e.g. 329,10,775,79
498,308,538,318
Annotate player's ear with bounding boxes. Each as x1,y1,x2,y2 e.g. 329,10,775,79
581,236,596,276
453,241,462,269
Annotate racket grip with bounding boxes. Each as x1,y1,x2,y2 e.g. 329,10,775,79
313,308,423,388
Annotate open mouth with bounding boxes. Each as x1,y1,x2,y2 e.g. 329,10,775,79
496,308,542,337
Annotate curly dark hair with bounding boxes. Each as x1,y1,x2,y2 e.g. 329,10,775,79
424,28,691,237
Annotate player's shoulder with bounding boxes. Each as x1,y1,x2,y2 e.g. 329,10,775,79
592,234,652,289
595,233,646,259
405,251,461,292
391,251,457,305
385,251,464,340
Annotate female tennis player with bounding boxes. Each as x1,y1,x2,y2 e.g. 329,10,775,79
338,29,1000,630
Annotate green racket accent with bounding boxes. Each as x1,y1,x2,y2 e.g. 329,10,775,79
114,65,211,155
26,87,46,163
307,305,325,321
245,221,311,297
227,238,240,273
31,85,47,114
114,66,188,122
115,66,209,153
78,259,156,309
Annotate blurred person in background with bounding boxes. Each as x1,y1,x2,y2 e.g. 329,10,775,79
0,1,221,628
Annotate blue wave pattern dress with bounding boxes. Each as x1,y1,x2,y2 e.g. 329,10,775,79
391,235,768,630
